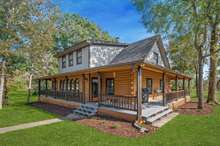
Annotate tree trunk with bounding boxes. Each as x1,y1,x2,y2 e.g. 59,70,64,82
197,50,204,109
0,60,6,109
207,24,218,104
3,75,8,105
27,73,33,103
195,64,199,98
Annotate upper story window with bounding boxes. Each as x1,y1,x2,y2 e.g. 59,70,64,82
68,53,73,67
153,52,159,64
62,55,66,68
76,49,82,65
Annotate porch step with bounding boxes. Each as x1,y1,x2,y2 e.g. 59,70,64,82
146,109,173,123
142,104,173,124
72,103,98,117
142,105,169,119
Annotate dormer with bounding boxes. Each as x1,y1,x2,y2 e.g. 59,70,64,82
56,40,127,73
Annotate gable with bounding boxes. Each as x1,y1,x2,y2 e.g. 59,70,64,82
144,42,165,67
110,35,170,68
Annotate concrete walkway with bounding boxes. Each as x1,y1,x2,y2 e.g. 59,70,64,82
0,118,63,134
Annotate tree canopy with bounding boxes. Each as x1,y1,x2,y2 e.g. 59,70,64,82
55,13,117,50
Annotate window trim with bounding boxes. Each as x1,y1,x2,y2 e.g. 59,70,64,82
76,49,82,65
106,78,115,96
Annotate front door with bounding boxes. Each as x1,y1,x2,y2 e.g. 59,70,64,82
91,78,99,101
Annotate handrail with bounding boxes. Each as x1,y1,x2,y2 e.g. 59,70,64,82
99,95,137,111
40,89,85,103
165,90,186,102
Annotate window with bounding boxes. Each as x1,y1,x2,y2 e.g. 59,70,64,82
59,80,63,90
70,79,75,90
106,79,114,95
75,79,80,91
63,80,66,90
160,79,164,90
76,49,82,64
153,52,159,64
62,55,66,68
68,53,73,67
146,78,153,94
92,78,98,97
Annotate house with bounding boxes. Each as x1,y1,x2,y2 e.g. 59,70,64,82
38,35,191,123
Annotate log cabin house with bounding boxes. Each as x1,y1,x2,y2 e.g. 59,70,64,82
38,35,191,123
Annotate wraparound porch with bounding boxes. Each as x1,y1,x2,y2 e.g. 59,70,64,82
37,62,191,120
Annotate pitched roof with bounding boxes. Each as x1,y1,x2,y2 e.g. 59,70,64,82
110,35,170,68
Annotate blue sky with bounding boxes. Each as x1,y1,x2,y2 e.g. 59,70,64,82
53,0,151,43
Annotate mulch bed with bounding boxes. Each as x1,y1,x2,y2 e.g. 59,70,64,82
77,117,157,137
31,102,73,116
31,102,158,137
176,102,213,115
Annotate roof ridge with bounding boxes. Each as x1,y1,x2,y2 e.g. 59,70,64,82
129,34,161,45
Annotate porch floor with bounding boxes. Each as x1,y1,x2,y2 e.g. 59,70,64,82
98,102,169,118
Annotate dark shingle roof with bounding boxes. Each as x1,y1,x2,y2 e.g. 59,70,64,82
110,35,170,68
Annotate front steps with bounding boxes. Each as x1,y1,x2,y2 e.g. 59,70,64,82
72,103,98,117
142,105,173,124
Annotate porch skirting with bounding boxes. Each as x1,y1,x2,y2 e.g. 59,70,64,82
168,96,191,110
39,96,80,109
97,107,136,122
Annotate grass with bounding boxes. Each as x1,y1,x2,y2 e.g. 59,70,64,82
1,89,220,146
0,89,56,128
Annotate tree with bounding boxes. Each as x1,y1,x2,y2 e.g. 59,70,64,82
55,13,117,50
17,0,59,103
0,0,30,107
133,0,209,109
206,0,220,104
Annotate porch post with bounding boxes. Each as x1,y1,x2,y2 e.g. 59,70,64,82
54,78,57,98
137,66,142,121
38,79,41,97
82,74,86,103
98,72,102,102
183,78,185,97
162,73,166,106
88,73,91,102
188,79,191,96
175,76,178,91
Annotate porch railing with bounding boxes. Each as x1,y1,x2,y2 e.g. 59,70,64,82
99,95,137,111
40,89,85,103
165,90,186,102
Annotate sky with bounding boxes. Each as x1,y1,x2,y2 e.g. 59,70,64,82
53,0,151,43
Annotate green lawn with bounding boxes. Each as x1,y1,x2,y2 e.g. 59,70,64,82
0,89,56,128
1,90,220,146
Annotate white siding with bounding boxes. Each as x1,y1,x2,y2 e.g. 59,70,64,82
144,42,164,66
59,47,89,73
89,45,124,68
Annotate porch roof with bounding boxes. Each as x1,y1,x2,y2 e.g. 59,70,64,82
36,60,192,80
